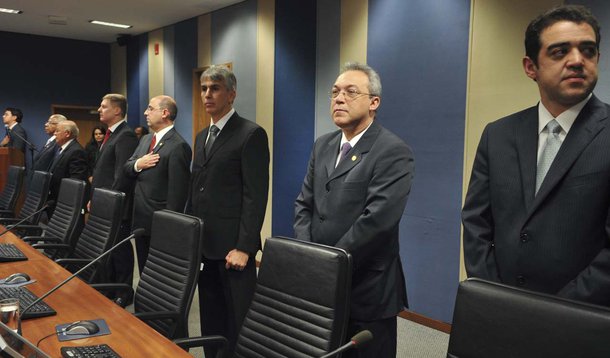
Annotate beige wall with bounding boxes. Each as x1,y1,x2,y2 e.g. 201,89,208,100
110,43,127,96
148,29,164,98
257,0,275,245
197,14,212,68
340,0,368,64
460,0,563,279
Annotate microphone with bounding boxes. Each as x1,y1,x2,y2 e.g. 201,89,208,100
17,228,145,335
0,201,55,237
318,330,373,358
6,127,38,152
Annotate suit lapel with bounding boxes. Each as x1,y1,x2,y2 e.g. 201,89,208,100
327,121,381,183
100,121,125,153
527,96,608,218
516,107,539,211
324,134,341,177
152,129,175,155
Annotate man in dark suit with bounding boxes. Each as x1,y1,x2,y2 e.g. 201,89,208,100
294,62,414,358
48,120,88,215
91,93,138,305
1,108,27,153
462,5,610,306
188,65,269,357
124,95,191,272
33,114,66,172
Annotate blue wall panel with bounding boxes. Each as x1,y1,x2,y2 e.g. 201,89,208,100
272,0,317,237
173,18,198,147
211,0,257,121
0,31,109,150
126,34,148,128
368,0,470,322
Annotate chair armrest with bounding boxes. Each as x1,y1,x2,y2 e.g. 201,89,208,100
13,224,43,237
0,218,21,225
173,335,228,354
54,258,91,266
90,283,133,296
32,243,71,251
22,236,62,244
135,311,180,322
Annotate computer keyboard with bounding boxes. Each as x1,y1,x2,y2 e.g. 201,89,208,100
0,286,56,319
0,243,27,262
61,344,121,358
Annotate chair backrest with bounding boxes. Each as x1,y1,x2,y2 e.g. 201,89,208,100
135,210,202,339
447,278,610,358
17,171,51,224
235,237,352,358
71,188,124,283
0,166,24,212
44,178,87,254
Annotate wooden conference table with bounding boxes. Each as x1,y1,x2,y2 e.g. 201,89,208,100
0,226,192,357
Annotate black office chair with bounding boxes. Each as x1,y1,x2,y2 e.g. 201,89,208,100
447,278,610,358
94,210,203,340
42,188,124,283
175,236,353,358
22,178,87,258
0,170,51,234
0,165,25,216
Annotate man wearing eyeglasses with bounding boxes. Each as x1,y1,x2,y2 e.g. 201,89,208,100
33,114,66,172
124,95,191,272
295,62,414,358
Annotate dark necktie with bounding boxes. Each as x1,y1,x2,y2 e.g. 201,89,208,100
148,135,157,153
204,125,219,158
338,142,352,166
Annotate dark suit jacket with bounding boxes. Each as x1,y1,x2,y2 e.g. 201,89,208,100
189,113,269,260
33,139,58,172
7,123,27,153
294,120,414,321
49,139,88,203
91,121,138,220
462,95,610,306
124,128,192,234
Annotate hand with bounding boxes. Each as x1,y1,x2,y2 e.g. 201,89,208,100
86,200,91,212
225,249,249,271
88,176,93,184
136,153,160,171
0,137,8,146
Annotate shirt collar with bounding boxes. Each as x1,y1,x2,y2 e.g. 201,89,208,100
211,108,235,132
340,120,373,148
108,119,126,133
153,124,174,142
538,94,592,134
59,138,74,151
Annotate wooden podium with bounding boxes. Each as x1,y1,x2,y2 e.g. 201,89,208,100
0,147,24,192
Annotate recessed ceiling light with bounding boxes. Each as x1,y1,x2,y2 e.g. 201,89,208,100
0,8,22,14
89,20,132,29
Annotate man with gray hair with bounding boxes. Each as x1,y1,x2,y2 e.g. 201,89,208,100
33,114,67,172
48,120,88,215
188,65,269,357
295,62,414,358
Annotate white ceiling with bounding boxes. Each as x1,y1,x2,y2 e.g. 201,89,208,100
0,0,245,43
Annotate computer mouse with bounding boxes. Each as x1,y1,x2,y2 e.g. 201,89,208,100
4,273,30,284
64,320,100,335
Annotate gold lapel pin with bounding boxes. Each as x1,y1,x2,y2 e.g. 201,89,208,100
351,155,357,161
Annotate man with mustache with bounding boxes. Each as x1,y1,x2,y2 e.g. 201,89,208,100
463,5,610,305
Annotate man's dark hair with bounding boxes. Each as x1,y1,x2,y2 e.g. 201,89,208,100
525,5,601,66
4,108,23,123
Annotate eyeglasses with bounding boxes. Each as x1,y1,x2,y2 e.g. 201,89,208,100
329,88,375,100
146,106,162,112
